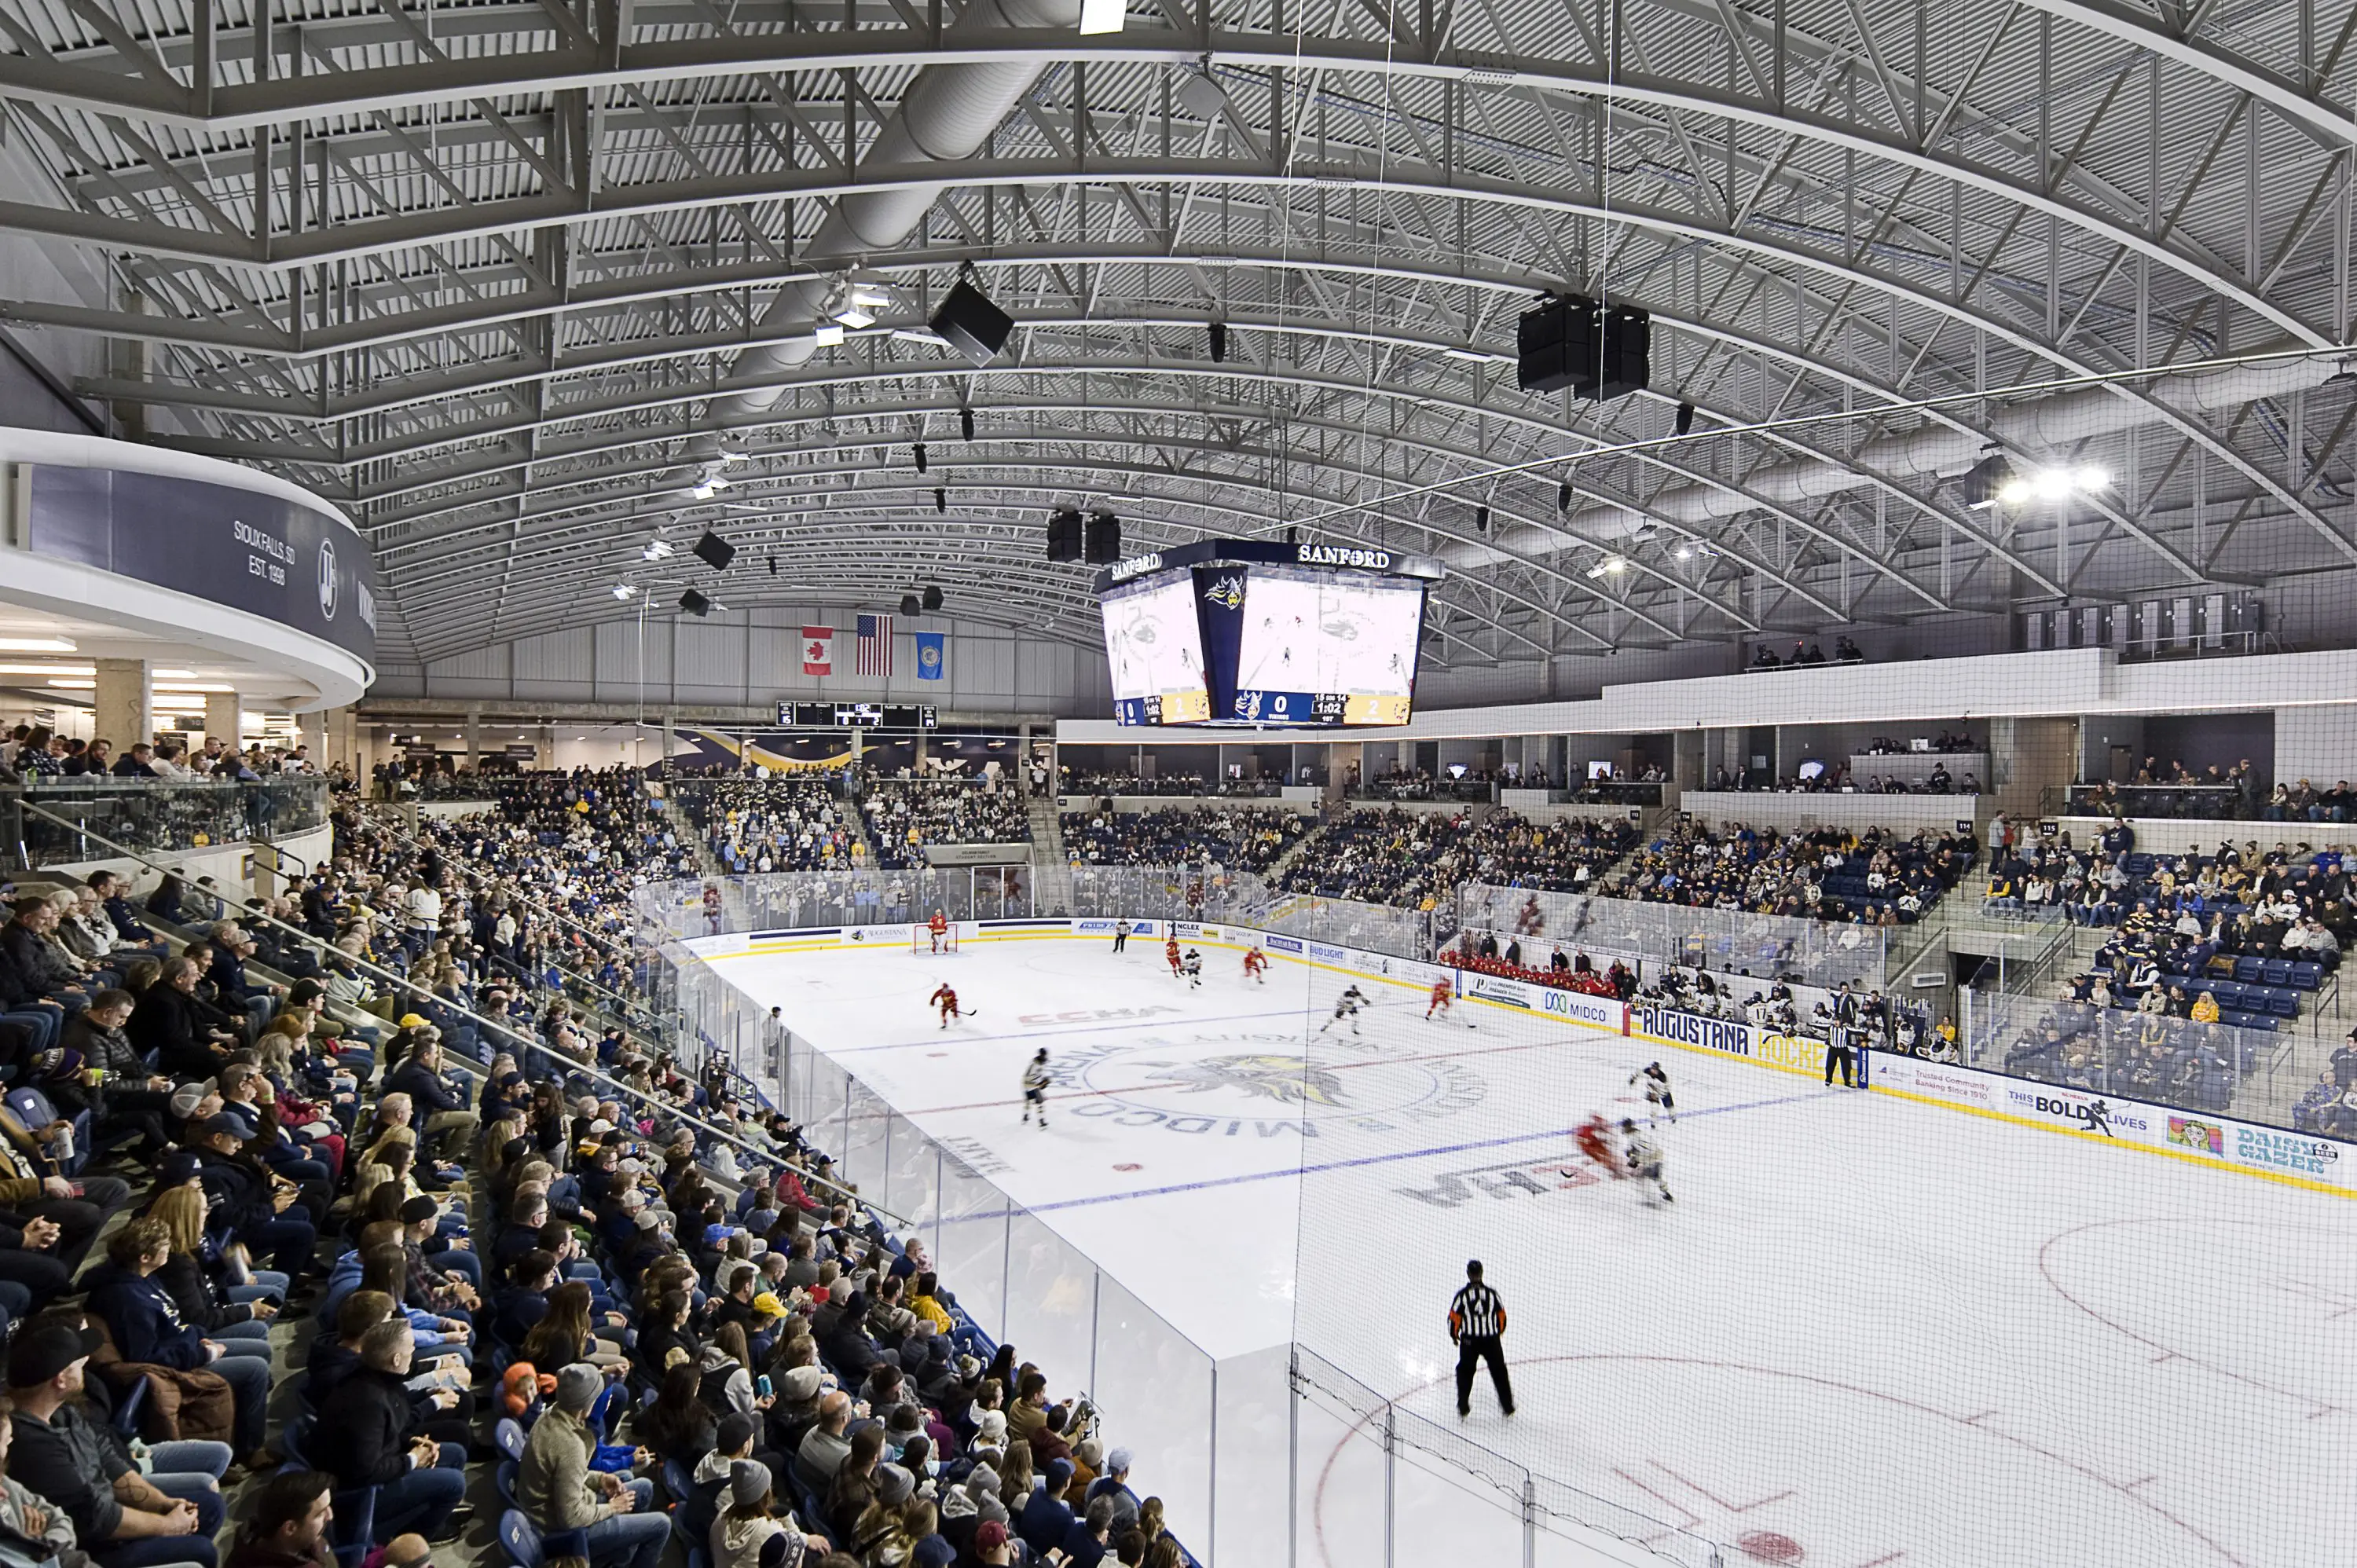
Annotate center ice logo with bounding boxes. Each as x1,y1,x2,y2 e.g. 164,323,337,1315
1132,1054,1349,1107
1062,1033,1486,1134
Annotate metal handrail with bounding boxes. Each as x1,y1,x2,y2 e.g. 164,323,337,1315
17,797,905,1225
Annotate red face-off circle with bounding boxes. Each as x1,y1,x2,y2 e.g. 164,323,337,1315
1739,1532,1805,1563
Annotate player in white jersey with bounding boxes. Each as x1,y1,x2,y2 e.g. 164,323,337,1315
1180,949,1204,987
1021,1048,1051,1127
1618,1118,1672,1203
1629,1061,1676,1125
1319,984,1368,1035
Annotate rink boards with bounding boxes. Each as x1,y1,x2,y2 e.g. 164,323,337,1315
684,916,2354,1198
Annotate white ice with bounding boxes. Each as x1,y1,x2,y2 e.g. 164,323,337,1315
710,932,2355,1568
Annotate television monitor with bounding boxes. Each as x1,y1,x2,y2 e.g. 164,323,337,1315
1229,563,1425,726
1102,570,1211,725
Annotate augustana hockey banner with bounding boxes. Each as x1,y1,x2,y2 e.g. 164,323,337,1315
1631,1003,1829,1077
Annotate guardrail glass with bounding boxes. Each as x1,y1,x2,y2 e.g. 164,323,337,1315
7,777,329,867
1457,881,1892,990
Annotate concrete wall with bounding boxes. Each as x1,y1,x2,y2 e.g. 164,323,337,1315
38,822,332,903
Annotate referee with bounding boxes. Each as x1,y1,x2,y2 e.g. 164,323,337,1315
1448,1259,1516,1418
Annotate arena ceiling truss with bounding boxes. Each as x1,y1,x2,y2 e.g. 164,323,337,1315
1,0,2354,665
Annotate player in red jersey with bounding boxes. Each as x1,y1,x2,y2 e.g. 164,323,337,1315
1567,1113,1620,1178
929,982,961,1028
1165,935,1183,977
1426,977,1453,1020
927,909,949,953
1242,945,1269,984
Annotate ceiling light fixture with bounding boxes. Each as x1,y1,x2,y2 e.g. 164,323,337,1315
812,324,847,347
612,584,639,600
0,663,97,676
0,637,75,653
1078,0,1126,33
642,540,675,561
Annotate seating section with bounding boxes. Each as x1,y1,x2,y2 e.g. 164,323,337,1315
679,775,864,873
0,768,1175,1568
1603,822,1977,925
1272,808,1637,910
863,782,1030,870
1061,805,1311,870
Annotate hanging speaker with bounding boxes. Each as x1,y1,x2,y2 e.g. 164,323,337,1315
913,443,928,474
934,487,948,514
900,593,922,617
930,277,1013,367
1674,401,1695,436
959,407,976,441
1047,508,1083,562
922,584,943,612
679,590,711,616
1208,321,1227,363
1083,511,1121,565
691,531,735,570
1475,505,1490,533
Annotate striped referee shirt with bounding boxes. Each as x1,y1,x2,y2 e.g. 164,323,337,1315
1450,1281,1507,1339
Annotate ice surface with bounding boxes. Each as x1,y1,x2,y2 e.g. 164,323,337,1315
711,932,2355,1568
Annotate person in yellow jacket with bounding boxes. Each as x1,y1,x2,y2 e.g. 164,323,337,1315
2189,990,2222,1024
908,1271,955,1335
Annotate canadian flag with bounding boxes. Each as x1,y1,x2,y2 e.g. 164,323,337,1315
801,625,834,676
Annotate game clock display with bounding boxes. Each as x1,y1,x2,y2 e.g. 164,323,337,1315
775,702,939,729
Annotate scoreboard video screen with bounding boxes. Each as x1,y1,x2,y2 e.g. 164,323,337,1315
1230,563,1423,727
1093,539,1439,727
1101,570,1211,725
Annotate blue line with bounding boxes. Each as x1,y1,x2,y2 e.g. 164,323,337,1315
933,1086,1835,1222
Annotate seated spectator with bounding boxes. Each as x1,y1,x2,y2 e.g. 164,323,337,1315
311,1321,471,1544
519,1364,668,1568
5,1321,227,1568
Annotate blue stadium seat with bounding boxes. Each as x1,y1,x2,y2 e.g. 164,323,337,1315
2291,962,2324,990
497,1511,544,1568
2271,991,2300,1017
2234,956,2264,984
494,1416,528,1462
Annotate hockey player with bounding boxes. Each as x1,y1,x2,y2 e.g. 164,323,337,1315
1165,934,1183,978
1242,945,1269,984
1619,1118,1673,1203
929,982,961,1028
1021,1048,1051,1127
1319,984,1368,1035
1181,948,1204,988
927,908,950,954
1565,1112,1619,1178
702,882,724,936
1426,976,1454,1020
1112,918,1131,953
1629,1061,1677,1125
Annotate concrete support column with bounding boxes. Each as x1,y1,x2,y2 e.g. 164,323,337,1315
92,659,149,753
299,709,326,771
1671,730,1705,793
202,691,240,753
464,707,483,772
1989,716,2077,819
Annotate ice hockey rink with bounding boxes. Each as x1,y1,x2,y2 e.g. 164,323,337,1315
702,930,2355,1568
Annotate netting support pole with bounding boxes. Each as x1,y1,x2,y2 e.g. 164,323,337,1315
1286,1351,1299,1568
1520,1475,1536,1568
1381,1403,1396,1568
1207,1364,1221,1567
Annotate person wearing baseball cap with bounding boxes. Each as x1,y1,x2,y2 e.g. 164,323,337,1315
7,1321,229,1564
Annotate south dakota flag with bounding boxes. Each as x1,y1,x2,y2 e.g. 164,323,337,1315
915,631,947,680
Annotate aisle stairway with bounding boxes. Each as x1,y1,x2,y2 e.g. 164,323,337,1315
1028,794,1074,913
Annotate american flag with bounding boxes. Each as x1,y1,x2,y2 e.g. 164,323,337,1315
856,613,893,677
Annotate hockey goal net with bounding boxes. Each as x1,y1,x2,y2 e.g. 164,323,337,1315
912,925,960,955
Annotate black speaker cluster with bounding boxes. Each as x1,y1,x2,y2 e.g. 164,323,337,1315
1046,508,1122,563
1516,295,1649,401
898,585,947,617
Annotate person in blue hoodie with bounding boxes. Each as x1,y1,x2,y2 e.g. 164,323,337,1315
83,1218,273,1468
